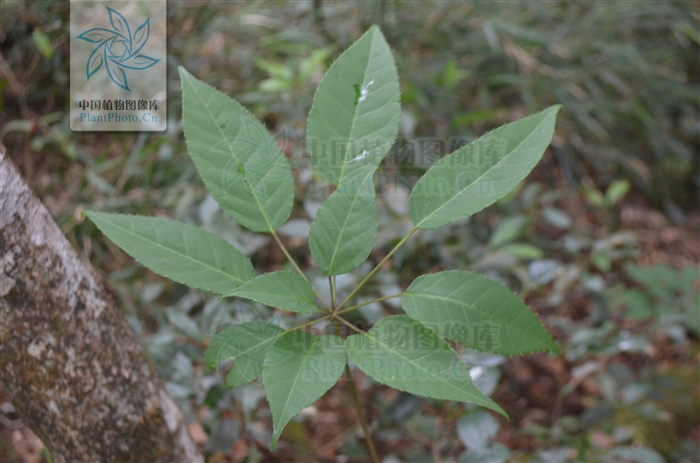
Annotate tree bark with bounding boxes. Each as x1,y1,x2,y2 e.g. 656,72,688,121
0,147,203,463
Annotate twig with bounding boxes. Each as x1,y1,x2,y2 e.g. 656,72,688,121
335,316,365,335
345,365,380,463
329,274,335,312
289,315,331,332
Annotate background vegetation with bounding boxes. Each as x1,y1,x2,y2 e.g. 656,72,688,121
1,1,698,462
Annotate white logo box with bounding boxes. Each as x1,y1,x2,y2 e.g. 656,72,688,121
70,0,166,131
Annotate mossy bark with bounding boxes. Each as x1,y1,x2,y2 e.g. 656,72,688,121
0,148,203,463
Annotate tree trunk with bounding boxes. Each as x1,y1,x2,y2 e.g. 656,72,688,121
0,147,203,463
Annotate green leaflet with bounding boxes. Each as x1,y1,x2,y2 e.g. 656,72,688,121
410,105,562,229
309,166,378,275
205,322,284,388
306,26,400,185
345,316,506,417
498,243,544,260
263,331,346,449
86,212,254,295
179,67,294,232
488,216,528,248
225,270,319,314
402,271,559,355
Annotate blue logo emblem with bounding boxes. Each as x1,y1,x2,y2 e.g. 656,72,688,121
76,7,160,92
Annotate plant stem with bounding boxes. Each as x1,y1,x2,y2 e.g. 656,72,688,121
329,274,336,313
335,315,365,335
336,226,417,311
288,315,330,332
335,293,404,317
271,230,330,310
329,316,379,463
318,318,333,336
345,364,380,463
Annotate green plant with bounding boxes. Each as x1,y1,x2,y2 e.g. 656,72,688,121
614,263,699,340
255,47,334,94
86,26,561,459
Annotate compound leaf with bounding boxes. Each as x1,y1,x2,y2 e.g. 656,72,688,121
86,212,254,294
263,331,346,449
306,25,400,185
410,105,561,229
345,315,506,417
225,271,319,314
309,167,378,275
179,67,294,232
205,321,284,388
402,271,558,355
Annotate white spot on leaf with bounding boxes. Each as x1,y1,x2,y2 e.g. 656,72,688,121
358,79,374,103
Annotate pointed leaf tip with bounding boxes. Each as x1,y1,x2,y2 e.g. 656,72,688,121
264,332,346,449
410,105,562,229
179,68,294,232
345,315,508,418
85,212,254,294
306,25,400,185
